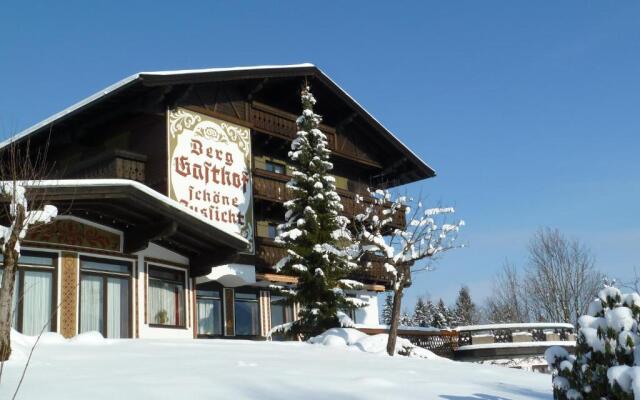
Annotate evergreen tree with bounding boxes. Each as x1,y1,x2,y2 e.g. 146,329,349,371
275,85,360,339
381,293,393,325
546,284,640,399
454,286,478,326
412,297,433,327
431,298,451,329
399,310,413,327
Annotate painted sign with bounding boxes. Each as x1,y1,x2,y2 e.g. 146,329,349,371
168,108,254,253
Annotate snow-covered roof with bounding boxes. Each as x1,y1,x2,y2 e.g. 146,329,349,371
19,178,250,248
1,64,435,179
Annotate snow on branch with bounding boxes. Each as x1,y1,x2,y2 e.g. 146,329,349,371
353,189,464,278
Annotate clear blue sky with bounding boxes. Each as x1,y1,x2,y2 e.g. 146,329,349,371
1,1,638,310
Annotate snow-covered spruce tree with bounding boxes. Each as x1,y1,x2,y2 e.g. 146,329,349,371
399,310,413,327
412,297,434,327
454,286,478,326
431,298,452,329
275,85,361,339
545,284,640,400
352,192,464,355
0,139,57,361
382,293,394,325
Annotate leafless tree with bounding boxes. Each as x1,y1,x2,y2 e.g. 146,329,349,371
0,137,57,362
620,266,640,293
352,191,464,356
483,261,530,323
524,228,602,324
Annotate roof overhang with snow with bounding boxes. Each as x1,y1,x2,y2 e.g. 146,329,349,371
2,64,435,184
18,179,249,274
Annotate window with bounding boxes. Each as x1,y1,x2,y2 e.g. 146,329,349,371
267,223,278,239
234,291,259,336
79,257,131,338
196,286,223,336
270,295,293,329
148,266,186,328
0,251,57,336
265,161,286,175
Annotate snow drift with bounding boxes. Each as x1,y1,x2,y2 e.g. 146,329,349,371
1,328,551,399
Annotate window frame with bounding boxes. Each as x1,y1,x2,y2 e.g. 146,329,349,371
78,255,133,338
0,250,58,334
195,282,224,338
265,160,286,175
147,264,187,329
267,222,279,240
269,294,293,329
233,288,261,337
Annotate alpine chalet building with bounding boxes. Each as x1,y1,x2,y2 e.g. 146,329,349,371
0,64,435,340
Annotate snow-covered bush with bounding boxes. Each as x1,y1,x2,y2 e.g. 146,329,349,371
308,328,443,360
545,284,640,400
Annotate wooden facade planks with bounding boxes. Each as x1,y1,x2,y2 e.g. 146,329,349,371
224,288,235,336
60,251,79,338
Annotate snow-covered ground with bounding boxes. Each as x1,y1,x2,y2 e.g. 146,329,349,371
0,329,552,400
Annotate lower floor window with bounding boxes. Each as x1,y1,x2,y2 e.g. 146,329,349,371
0,251,57,336
270,295,293,328
148,266,186,327
79,257,131,338
234,291,259,336
196,287,223,336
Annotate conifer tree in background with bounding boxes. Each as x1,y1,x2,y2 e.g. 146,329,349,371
399,310,413,327
412,297,433,327
431,299,451,329
454,286,478,326
275,85,361,339
381,293,394,325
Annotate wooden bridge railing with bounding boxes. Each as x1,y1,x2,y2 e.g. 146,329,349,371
455,323,576,347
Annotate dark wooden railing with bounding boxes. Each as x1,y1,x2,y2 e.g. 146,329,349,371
357,327,459,358
250,102,381,168
253,169,406,229
64,149,147,182
255,237,392,284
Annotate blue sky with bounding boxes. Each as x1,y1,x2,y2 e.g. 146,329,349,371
1,1,638,310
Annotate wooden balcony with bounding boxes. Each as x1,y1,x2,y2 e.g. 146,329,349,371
250,102,381,168
64,149,147,182
253,168,406,229
254,237,393,285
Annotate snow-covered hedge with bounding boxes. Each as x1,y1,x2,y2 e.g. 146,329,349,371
545,285,640,400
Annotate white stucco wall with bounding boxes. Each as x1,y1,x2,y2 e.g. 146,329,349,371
352,291,380,326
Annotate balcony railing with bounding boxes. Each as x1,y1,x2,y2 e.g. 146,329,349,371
250,102,380,168
64,149,147,182
254,237,393,285
253,169,405,229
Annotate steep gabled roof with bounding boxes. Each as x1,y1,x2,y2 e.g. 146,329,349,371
2,64,435,179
